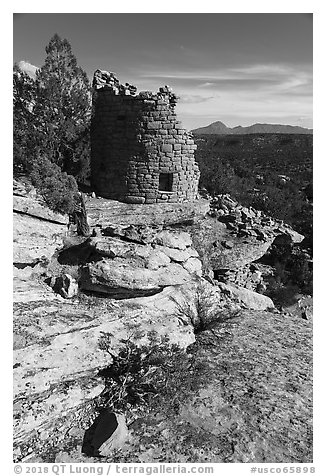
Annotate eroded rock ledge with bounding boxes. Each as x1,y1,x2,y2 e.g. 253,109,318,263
86,196,210,227
13,179,310,463
13,179,68,267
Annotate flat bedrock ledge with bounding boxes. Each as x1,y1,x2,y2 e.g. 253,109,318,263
86,198,210,227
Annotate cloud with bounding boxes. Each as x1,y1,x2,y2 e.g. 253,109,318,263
141,63,304,81
201,82,215,88
17,60,39,78
197,78,282,91
140,63,312,96
179,94,215,104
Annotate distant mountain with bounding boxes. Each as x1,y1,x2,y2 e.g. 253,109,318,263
193,121,231,135
192,121,313,135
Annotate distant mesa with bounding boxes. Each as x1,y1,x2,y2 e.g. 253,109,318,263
191,121,313,135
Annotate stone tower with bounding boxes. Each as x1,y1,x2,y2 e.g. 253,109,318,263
91,70,200,204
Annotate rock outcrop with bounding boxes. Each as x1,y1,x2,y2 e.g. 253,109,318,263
13,179,68,266
15,307,312,463
13,268,273,451
191,194,304,290
219,283,274,310
13,179,311,463
209,194,304,242
86,196,210,228
80,232,202,297
13,283,198,447
81,260,194,297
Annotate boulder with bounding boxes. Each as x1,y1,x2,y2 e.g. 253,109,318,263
282,295,313,321
13,266,64,304
182,257,202,276
157,245,199,263
102,224,160,245
89,236,141,258
191,217,274,271
81,235,204,289
275,227,304,244
89,237,171,269
219,283,274,310
222,240,234,249
89,235,208,272
54,274,78,299
155,230,192,250
146,250,171,270
80,259,194,297
88,412,129,456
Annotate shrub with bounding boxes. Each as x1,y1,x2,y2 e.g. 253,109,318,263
173,283,239,333
97,331,208,415
30,156,79,214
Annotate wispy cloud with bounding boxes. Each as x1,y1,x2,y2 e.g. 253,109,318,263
179,94,215,104
140,63,312,96
140,62,312,130
141,63,309,80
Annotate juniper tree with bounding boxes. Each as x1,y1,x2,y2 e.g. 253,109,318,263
35,34,91,175
13,35,91,217
13,64,41,174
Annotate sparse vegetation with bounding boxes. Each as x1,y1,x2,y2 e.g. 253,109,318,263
173,283,239,333
196,133,313,245
96,330,209,416
260,243,313,303
195,133,313,298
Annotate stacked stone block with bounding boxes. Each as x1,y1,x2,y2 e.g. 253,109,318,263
91,70,200,204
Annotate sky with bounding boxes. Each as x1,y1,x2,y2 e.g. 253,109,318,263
13,13,313,131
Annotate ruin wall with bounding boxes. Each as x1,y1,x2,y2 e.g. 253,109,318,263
91,70,200,204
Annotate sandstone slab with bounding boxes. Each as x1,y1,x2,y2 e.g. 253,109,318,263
13,279,197,445
86,198,210,228
13,213,67,265
80,259,193,297
99,309,312,463
218,283,275,310
13,194,68,225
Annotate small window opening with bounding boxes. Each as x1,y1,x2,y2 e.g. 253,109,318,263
159,173,173,192
117,115,126,121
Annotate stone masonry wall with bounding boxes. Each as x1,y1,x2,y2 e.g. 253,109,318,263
91,70,200,204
